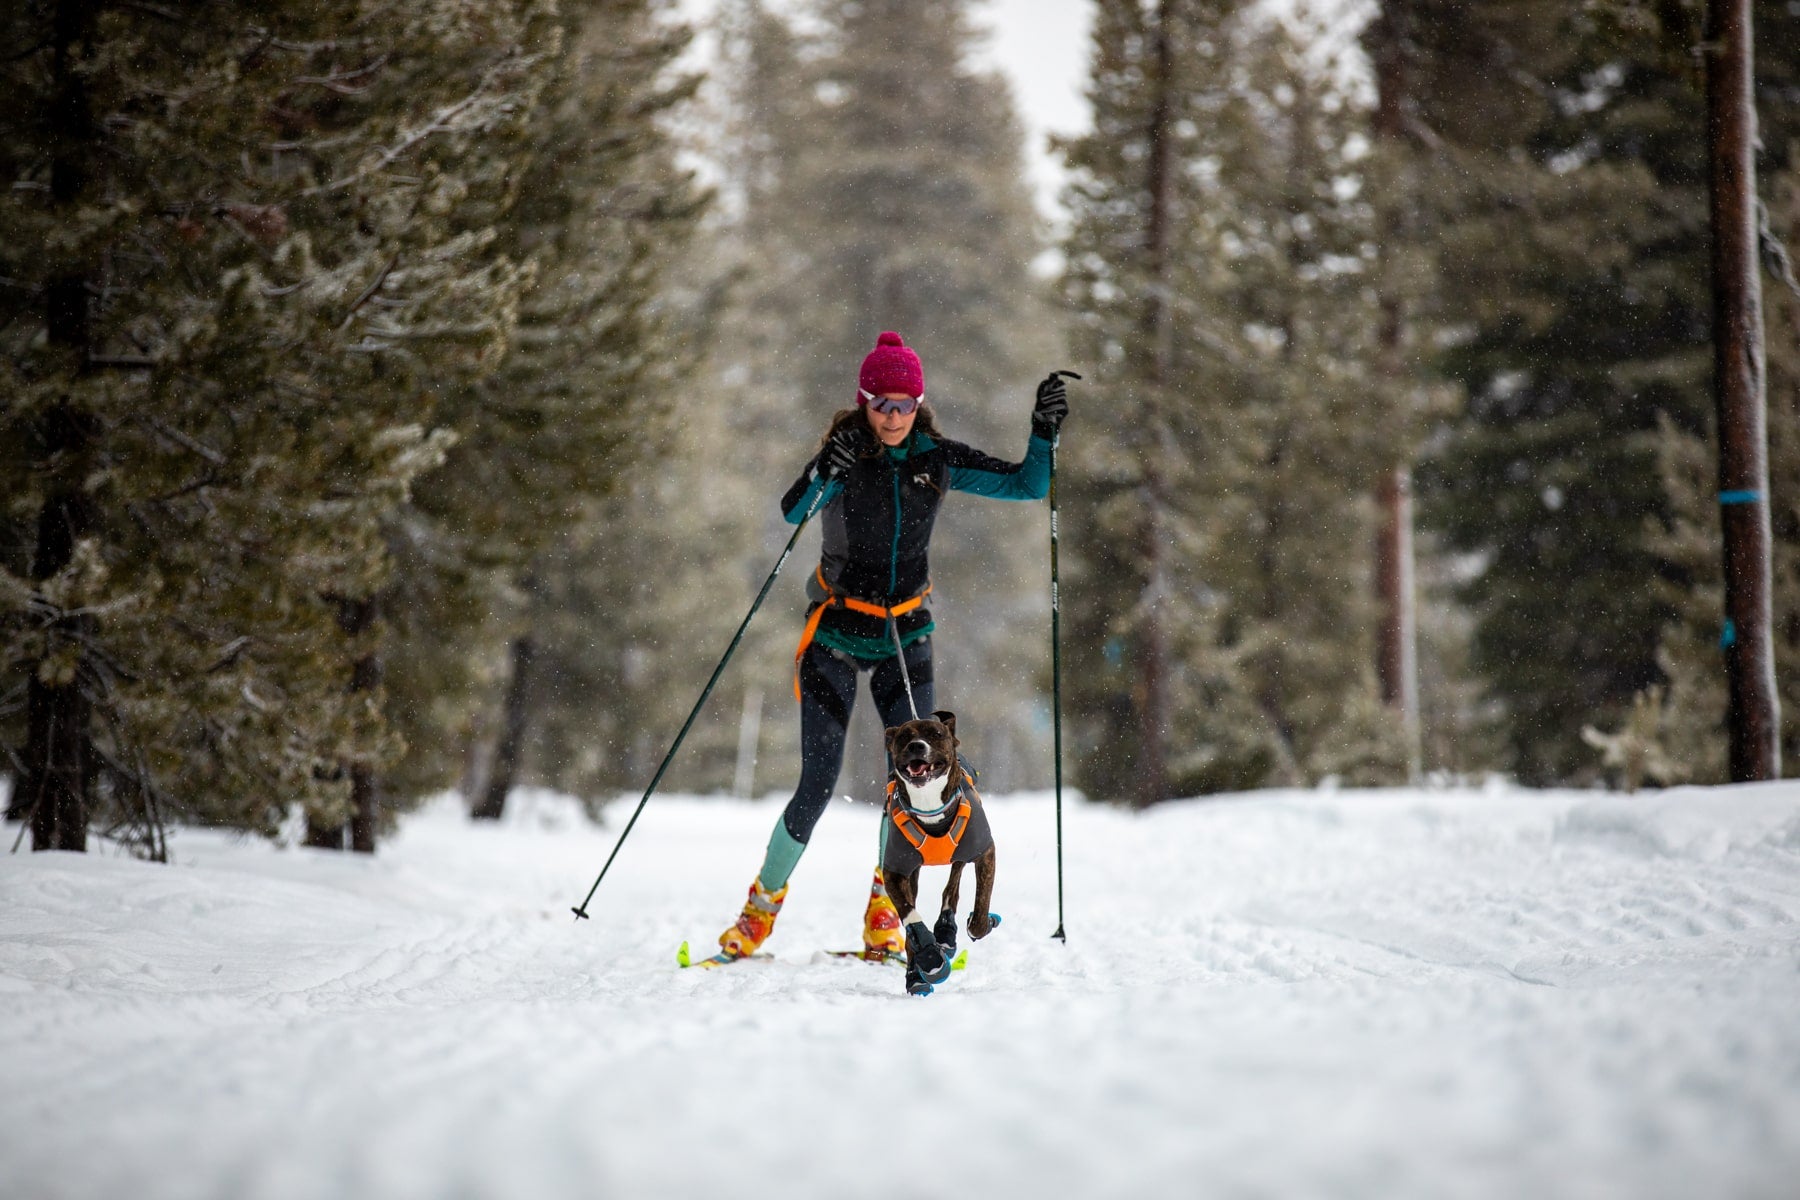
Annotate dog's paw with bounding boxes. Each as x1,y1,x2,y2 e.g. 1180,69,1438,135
905,921,951,984
968,911,1001,940
933,911,958,955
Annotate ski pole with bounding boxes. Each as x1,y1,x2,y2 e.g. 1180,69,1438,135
1045,370,1079,943
571,483,830,921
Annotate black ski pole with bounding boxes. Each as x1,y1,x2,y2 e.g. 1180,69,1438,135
1045,370,1079,943
571,483,830,922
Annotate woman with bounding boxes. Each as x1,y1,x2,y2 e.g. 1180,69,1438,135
713,330,1071,961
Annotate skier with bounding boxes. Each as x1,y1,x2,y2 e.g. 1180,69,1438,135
711,331,1071,962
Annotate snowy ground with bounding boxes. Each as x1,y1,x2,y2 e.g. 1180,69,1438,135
5,780,1800,1200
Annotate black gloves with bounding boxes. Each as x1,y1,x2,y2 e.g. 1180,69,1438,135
821,422,869,479
1032,370,1077,441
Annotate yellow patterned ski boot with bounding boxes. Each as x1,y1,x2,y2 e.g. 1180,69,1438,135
717,877,788,960
862,869,905,958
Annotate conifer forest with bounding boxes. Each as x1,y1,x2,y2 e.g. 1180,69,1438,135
4,0,1799,859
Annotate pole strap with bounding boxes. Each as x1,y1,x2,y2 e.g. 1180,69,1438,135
1719,490,1763,505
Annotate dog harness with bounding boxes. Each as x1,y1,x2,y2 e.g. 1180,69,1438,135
885,779,972,867
792,565,932,700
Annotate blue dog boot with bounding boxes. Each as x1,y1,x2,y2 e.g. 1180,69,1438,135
905,920,951,984
905,964,934,996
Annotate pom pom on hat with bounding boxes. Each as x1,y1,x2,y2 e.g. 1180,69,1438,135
857,330,924,400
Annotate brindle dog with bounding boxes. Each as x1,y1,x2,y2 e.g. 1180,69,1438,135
881,711,999,995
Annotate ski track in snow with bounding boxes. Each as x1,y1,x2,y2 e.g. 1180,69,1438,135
5,782,1800,1200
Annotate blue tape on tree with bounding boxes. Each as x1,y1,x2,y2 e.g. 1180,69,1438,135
1718,490,1762,505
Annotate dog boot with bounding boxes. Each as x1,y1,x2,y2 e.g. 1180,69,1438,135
862,869,905,958
905,963,934,997
904,920,951,985
717,877,788,959
933,910,958,957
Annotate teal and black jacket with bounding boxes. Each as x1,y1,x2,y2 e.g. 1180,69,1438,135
780,428,1052,662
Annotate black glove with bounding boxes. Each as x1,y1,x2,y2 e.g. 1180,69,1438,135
1031,370,1076,440
821,422,868,479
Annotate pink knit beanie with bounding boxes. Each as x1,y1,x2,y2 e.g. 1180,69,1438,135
857,331,925,400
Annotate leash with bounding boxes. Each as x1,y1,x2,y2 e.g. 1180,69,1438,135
570,483,830,923
793,570,929,701
887,611,922,721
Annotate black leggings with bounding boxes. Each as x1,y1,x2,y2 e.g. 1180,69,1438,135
782,637,934,844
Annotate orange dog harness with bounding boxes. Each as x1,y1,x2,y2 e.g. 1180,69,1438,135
792,566,931,700
885,780,972,867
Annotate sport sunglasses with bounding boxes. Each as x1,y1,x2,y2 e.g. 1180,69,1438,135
858,388,923,416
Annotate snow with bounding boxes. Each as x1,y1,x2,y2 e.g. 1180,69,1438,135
5,781,1800,1200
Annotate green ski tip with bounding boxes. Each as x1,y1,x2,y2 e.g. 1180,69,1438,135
677,941,691,968
951,949,968,972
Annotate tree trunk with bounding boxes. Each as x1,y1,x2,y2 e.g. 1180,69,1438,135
303,814,344,850
1133,0,1177,808
310,596,384,851
1375,466,1421,774
1705,0,1779,780
1368,2,1423,779
23,3,105,852
22,407,99,852
342,599,383,852
471,634,536,821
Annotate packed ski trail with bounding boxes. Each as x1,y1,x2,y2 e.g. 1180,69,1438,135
5,782,1800,1200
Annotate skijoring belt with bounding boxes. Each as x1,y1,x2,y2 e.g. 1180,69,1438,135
792,565,931,701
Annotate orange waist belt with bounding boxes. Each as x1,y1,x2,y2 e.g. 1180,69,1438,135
886,782,971,867
792,567,930,701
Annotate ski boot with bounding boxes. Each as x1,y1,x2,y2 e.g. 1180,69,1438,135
862,869,905,959
904,919,952,986
717,877,788,960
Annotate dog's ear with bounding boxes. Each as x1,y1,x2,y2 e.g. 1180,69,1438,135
931,710,957,742
883,724,906,753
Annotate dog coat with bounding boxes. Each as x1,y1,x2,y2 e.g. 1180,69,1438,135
882,779,994,874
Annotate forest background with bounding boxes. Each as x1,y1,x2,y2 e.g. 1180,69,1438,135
3,0,1797,858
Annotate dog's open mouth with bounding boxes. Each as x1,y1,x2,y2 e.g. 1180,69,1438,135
899,758,940,786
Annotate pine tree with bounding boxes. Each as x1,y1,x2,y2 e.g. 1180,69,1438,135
1,1,554,853
1650,153,1800,782
384,0,710,822
1415,0,1800,783
1057,1,1408,802
689,0,1059,796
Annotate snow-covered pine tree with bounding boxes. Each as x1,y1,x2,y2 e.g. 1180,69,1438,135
1058,1,1407,802
1,1,554,853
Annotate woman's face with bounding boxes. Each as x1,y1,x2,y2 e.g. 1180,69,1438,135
866,393,918,447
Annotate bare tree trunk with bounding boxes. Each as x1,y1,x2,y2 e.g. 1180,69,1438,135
1705,0,1779,780
1375,466,1421,773
471,634,536,822
1368,2,1423,779
22,3,106,852
1133,0,1177,808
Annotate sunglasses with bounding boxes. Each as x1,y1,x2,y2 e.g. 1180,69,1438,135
859,388,923,415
